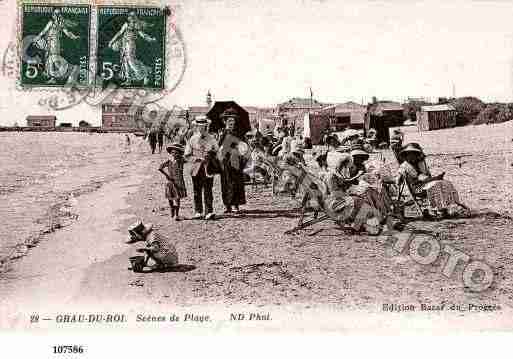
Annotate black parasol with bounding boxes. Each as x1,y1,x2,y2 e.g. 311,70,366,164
206,101,251,139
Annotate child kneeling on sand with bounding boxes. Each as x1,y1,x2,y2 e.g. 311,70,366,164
159,143,187,221
126,221,179,270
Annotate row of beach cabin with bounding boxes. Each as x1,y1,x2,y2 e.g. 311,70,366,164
301,102,457,145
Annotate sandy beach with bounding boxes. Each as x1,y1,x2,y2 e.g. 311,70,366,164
0,123,512,332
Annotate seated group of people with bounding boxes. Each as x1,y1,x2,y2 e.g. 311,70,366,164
321,144,397,235
271,133,466,235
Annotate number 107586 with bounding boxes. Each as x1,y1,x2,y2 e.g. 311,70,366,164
53,345,85,354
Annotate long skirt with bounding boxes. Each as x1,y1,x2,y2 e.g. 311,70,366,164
221,165,246,207
326,194,382,232
423,180,460,210
348,184,391,220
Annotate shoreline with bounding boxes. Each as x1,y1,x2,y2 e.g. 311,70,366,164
0,149,154,327
0,173,125,273
0,132,150,269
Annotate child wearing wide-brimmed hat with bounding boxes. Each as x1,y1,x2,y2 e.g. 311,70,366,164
159,142,187,221
126,220,179,271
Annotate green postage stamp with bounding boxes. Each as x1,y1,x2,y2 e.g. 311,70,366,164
21,4,91,87
96,7,167,90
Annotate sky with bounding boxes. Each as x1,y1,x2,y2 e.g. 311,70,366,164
2,0,513,126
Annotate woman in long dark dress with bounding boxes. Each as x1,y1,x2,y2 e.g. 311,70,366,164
218,109,247,213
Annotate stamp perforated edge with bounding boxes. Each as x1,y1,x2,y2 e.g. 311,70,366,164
13,0,182,96
95,4,168,91
16,0,92,92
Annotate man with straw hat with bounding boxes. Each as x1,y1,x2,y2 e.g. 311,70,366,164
184,116,219,220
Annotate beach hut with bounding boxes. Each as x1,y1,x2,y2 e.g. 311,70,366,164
303,111,330,145
365,101,404,145
26,115,56,127
321,102,367,131
417,104,457,131
101,103,142,129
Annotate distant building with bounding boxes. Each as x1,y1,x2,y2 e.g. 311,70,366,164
188,90,215,121
188,106,210,121
101,103,143,129
277,97,329,128
26,115,56,127
407,97,431,103
320,102,367,131
245,106,276,128
417,104,457,131
365,101,404,144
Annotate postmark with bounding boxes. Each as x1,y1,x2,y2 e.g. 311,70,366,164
20,4,91,87
28,4,186,112
2,41,18,79
96,6,167,90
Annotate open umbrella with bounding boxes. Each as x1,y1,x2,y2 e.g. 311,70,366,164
206,101,251,139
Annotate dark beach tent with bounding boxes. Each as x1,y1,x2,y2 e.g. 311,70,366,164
206,101,251,139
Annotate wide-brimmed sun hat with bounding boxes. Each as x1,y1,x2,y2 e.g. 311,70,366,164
166,142,184,154
334,153,353,170
327,151,352,170
220,108,240,119
126,221,153,244
350,144,370,159
399,143,424,156
292,148,305,155
193,115,209,126
335,145,351,153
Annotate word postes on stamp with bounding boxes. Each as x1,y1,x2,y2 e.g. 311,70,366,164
20,4,91,87
96,6,167,90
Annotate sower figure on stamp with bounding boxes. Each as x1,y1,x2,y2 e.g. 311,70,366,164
108,11,156,86
32,8,80,84
218,108,247,214
184,116,219,220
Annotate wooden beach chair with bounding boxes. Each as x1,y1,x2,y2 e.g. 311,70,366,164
392,147,470,219
395,177,428,218
284,175,333,234
283,165,361,235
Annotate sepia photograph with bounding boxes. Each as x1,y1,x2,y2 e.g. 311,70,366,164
0,0,512,344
